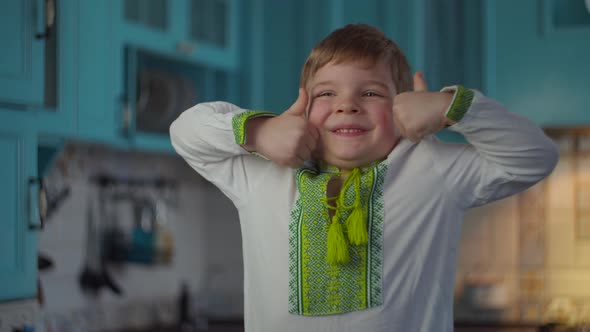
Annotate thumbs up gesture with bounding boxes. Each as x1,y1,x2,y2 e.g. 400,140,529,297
245,88,319,168
392,71,454,142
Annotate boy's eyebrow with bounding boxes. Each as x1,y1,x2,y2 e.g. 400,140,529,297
311,80,390,90
311,81,336,90
362,80,390,90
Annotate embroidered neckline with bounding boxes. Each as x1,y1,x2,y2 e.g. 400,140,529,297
288,161,387,316
322,167,369,264
316,160,385,174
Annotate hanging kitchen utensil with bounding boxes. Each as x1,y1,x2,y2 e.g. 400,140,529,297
154,191,174,265
97,182,123,295
79,191,123,296
38,252,54,271
126,197,156,264
79,196,104,294
101,186,129,264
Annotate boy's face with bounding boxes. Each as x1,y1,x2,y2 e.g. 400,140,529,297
307,59,400,170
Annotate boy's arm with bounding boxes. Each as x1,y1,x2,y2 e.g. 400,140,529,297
432,87,559,208
169,101,275,205
170,90,318,205
394,72,558,208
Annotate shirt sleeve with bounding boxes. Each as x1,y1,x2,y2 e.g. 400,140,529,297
169,101,275,206
431,87,559,209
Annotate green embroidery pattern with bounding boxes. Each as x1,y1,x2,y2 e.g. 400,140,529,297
231,110,275,145
288,163,387,315
445,85,475,123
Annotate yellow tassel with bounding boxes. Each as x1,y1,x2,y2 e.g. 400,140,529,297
345,168,368,245
327,216,349,265
346,205,367,245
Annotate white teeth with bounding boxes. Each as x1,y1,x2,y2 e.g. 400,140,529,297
336,128,362,133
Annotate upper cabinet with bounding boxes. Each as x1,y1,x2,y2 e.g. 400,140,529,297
0,129,39,301
117,0,239,70
482,0,590,125
0,0,45,106
76,0,241,153
0,0,78,137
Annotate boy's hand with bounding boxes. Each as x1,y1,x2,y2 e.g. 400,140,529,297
245,89,319,168
392,71,454,142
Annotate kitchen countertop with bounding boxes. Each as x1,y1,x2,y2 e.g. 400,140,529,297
111,319,245,332
114,319,548,332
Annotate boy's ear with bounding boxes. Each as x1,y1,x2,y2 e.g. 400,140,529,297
413,71,429,92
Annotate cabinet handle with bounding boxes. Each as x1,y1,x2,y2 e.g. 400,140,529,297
121,101,132,137
35,0,56,40
28,177,46,231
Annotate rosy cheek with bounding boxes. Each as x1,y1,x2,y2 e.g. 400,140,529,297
308,100,331,127
369,106,390,121
374,109,397,133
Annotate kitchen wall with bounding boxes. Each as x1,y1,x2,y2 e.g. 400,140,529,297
38,143,244,331
455,134,590,324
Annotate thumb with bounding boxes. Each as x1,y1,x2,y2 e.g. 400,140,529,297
413,71,429,92
284,88,309,117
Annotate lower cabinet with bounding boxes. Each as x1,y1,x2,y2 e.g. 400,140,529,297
0,131,39,301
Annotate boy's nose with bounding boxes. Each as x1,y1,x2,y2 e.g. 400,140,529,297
335,100,360,113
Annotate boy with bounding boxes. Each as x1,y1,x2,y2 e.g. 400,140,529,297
170,24,558,331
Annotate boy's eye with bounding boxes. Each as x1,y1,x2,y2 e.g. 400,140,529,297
363,91,381,97
317,91,335,97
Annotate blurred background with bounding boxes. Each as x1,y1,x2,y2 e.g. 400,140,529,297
0,0,589,331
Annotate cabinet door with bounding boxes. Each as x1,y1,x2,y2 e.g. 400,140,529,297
0,0,45,106
117,0,240,68
486,0,590,125
120,0,174,42
186,0,239,68
0,132,38,301
0,0,77,137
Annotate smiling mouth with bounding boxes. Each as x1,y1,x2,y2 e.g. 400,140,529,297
332,128,367,136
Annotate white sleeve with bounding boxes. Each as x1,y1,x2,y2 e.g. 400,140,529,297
432,89,559,208
169,101,275,206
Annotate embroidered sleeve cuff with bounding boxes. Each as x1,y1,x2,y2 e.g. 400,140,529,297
441,85,475,123
231,110,276,145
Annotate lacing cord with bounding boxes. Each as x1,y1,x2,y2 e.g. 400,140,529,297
321,168,368,265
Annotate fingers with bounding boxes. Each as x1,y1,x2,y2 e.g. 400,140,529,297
279,124,318,168
413,71,429,92
293,141,314,167
303,135,317,157
272,91,320,168
392,110,407,139
393,107,424,142
300,126,318,161
284,88,309,116
306,124,320,143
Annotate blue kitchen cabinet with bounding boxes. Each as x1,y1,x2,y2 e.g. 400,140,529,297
122,46,242,152
0,130,39,301
115,0,240,70
483,0,590,125
76,0,241,153
0,0,79,137
0,0,44,107
0,0,77,301
75,1,124,147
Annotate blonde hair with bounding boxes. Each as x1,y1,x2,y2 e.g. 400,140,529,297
300,24,412,93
